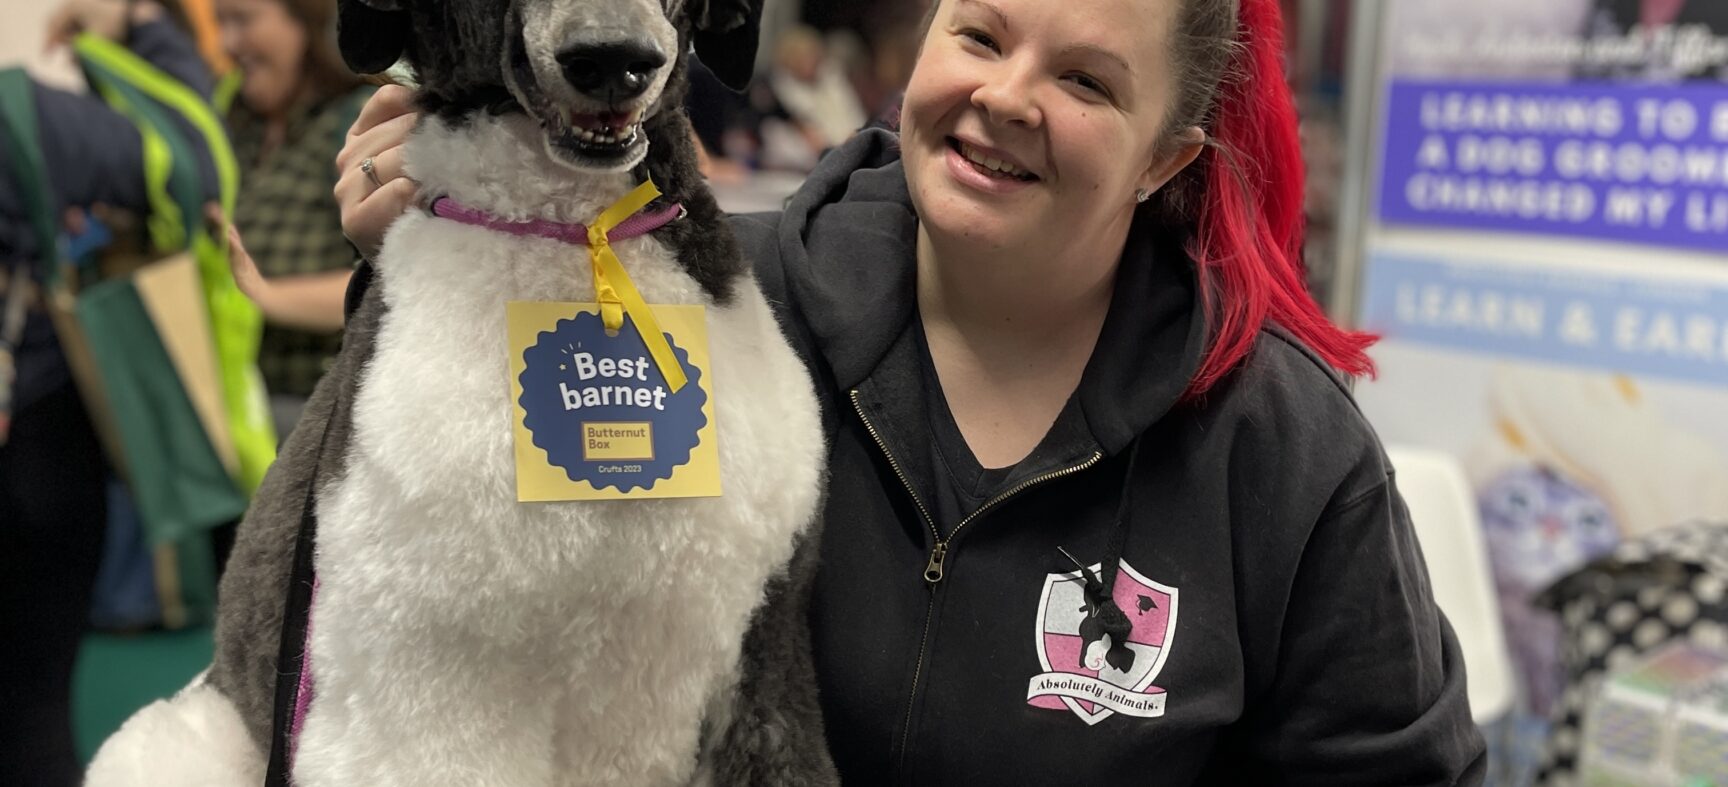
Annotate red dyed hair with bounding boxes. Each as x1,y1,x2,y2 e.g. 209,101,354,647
908,0,1374,394
1181,0,1375,396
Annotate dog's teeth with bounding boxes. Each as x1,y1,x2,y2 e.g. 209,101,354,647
558,116,647,150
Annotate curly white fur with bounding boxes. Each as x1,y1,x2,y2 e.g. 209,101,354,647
286,115,823,787
85,673,265,786
84,112,823,787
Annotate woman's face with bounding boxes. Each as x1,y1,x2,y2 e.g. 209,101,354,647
901,0,1197,259
217,0,309,118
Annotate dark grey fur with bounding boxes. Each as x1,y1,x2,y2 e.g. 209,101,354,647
206,276,384,748
703,520,835,784
203,1,838,783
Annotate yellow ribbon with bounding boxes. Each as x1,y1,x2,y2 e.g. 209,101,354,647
588,180,688,393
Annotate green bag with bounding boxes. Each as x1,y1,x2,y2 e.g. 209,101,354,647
75,34,277,494
0,68,239,626
70,281,251,542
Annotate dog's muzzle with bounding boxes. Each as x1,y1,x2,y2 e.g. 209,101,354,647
557,40,667,103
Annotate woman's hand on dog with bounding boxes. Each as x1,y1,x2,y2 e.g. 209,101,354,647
209,204,350,333
209,204,268,304
336,84,420,261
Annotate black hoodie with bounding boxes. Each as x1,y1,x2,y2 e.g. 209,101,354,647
342,129,1486,784
730,130,1486,785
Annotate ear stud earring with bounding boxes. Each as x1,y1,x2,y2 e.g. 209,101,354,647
1134,188,1151,203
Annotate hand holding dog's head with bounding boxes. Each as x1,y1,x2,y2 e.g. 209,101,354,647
336,0,762,172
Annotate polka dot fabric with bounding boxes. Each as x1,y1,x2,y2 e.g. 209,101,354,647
1535,520,1728,785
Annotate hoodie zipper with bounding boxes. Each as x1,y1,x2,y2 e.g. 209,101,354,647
934,451,1104,580
850,389,1103,779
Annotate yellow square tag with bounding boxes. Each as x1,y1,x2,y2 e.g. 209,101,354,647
507,301,721,501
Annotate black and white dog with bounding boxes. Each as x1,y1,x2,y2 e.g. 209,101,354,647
86,1,835,784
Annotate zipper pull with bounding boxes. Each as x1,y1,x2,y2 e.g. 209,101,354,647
924,541,948,584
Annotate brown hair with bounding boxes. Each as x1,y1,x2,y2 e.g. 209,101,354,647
1150,0,1239,217
279,0,367,106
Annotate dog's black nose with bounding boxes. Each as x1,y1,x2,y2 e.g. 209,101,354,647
557,42,667,102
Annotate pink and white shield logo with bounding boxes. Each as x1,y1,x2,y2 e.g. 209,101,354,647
1026,561,1179,725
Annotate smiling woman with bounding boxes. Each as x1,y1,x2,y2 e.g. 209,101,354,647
328,0,1487,782
216,0,374,437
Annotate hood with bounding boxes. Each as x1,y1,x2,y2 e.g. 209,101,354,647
771,129,1209,455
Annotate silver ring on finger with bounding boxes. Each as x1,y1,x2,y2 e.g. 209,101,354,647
360,156,384,188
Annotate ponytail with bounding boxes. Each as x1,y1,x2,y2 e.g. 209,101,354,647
1179,0,1375,396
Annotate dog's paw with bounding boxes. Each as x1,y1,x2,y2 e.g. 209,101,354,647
85,678,265,787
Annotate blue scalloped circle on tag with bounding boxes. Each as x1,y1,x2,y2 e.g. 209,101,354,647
518,310,707,493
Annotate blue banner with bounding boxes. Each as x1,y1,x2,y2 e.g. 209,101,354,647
1377,79,1728,254
1361,252,1728,388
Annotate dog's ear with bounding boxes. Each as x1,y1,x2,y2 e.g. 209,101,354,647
691,0,763,91
338,0,411,75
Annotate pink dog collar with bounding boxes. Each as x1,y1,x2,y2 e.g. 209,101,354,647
429,196,685,244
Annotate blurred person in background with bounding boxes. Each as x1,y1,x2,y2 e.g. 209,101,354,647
798,0,926,127
683,55,759,182
861,21,920,124
823,29,886,121
216,0,373,439
836,22,924,127
757,24,867,171
1,4,214,783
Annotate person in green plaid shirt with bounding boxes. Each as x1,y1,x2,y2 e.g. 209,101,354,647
217,0,374,438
